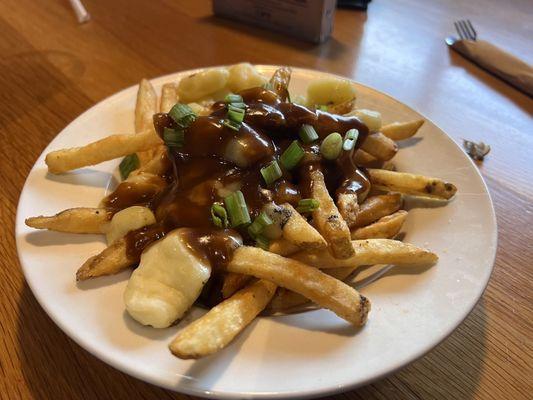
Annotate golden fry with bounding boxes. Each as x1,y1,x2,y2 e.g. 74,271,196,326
381,119,424,140
354,193,403,228
310,170,354,258
337,192,360,229
361,132,398,161
135,79,158,165
25,208,111,234
169,279,277,359
45,130,161,174
267,238,301,257
368,168,457,200
160,83,179,113
227,246,370,325
76,238,136,281
292,239,438,269
351,210,408,239
221,273,252,299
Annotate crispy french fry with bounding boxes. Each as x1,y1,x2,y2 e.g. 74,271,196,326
309,170,354,258
354,193,402,228
381,119,424,140
25,208,112,234
135,79,158,165
227,246,370,325
76,238,136,281
351,210,407,239
169,279,277,359
267,238,300,257
266,266,357,313
292,239,438,269
263,203,327,250
361,132,398,161
221,273,252,299
368,169,457,200
353,149,377,165
45,130,161,174
131,145,170,177
160,83,179,113
327,98,356,115
337,193,359,229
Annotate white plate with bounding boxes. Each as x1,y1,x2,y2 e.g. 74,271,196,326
16,66,497,399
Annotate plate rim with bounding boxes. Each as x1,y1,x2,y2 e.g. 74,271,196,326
15,65,498,399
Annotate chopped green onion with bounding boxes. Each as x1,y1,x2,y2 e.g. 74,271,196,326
296,198,320,213
299,124,319,144
320,132,342,160
224,191,251,227
168,103,196,129
280,140,305,170
260,160,283,185
225,94,243,104
317,105,328,112
211,203,228,228
229,102,247,109
119,153,140,180
255,235,270,250
227,104,245,123
223,119,241,131
163,127,184,148
343,128,359,151
248,212,273,237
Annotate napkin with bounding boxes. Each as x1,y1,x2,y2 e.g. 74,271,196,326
451,40,533,96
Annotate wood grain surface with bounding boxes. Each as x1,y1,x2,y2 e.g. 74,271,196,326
1,0,532,399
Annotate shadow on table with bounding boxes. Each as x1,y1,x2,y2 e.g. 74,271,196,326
197,15,367,62
448,49,533,114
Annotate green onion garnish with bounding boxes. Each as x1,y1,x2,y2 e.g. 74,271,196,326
317,105,328,112
211,203,229,228
225,94,243,104
119,153,140,180
280,140,305,170
224,191,251,227
255,235,270,250
343,128,359,151
248,212,273,237
260,160,283,185
227,104,245,123
163,127,185,148
169,103,196,129
229,102,247,109
223,119,241,131
296,198,320,213
299,124,319,144
320,132,342,160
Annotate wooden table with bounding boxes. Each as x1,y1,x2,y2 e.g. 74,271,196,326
1,0,531,398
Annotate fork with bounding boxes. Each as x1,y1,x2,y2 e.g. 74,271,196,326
454,19,477,41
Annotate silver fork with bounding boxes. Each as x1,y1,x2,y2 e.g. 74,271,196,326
454,19,477,41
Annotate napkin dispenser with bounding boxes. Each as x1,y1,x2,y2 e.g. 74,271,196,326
213,0,337,43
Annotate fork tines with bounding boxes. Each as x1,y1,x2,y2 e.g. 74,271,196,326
454,19,477,41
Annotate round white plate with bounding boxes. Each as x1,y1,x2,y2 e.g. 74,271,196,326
16,66,497,399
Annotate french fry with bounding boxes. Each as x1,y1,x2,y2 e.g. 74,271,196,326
169,279,277,359
292,239,438,269
99,172,167,209
227,246,370,325
360,132,398,161
263,203,327,250
368,169,457,200
25,208,112,234
353,149,377,165
160,83,178,113
131,145,170,177
76,238,136,281
354,193,403,228
337,193,359,228
381,119,424,140
351,210,407,239
266,266,357,313
267,238,300,257
135,79,158,165
45,130,162,174
221,272,252,299
309,170,354,258
327,98,356,115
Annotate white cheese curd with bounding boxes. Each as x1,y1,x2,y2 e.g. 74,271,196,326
123,229,211,328
105,206,156,245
